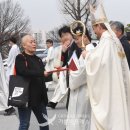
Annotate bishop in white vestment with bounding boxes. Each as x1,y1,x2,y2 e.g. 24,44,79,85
83,3,130,130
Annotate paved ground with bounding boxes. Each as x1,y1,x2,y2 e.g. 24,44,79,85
0,88,67,130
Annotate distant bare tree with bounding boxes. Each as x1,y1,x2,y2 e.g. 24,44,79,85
0,0,30,46
46,27,60,44
60,0,97,25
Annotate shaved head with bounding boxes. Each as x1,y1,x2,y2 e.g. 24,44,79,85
21,34,36,55
21,34,33,46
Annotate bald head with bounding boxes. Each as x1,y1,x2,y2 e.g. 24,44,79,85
21,35,33,46
21,34,36,55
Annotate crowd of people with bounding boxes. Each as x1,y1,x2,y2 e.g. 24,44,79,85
0,2,130,130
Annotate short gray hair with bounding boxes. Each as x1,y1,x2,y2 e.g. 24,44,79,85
110,21,124,34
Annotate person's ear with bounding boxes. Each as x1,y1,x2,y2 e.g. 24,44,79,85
22,43,26,49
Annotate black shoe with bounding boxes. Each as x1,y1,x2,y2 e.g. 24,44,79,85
4,107,15,116
47,102,57,109
5,107,13,113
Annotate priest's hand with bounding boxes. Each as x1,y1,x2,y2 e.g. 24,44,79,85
44,71,49,77
82,50,88,59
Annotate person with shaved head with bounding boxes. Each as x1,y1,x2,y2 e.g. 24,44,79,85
15,34,51,130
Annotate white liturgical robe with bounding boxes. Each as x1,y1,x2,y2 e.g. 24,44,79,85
50,45,68,103
66,44,95,130
0,53,8,111
45,46,54,71
6,44,20,81
85,31,130,130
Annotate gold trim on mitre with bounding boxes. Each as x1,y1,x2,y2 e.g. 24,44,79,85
90,3,108,25
92,18,108,25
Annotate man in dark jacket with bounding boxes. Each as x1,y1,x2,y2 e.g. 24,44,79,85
111,21,130,69
126,32,130,44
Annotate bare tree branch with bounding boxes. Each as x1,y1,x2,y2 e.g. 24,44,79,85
60,0,97,25
0,0,31,45
47,27,60,43
0,0,31,58
80,0,89,12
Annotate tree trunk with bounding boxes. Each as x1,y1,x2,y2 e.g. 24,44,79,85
77,0,81,20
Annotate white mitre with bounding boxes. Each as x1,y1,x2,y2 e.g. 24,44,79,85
90,2,108,25
90,1,125,58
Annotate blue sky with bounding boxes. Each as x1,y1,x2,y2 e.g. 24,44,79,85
0,0,130,31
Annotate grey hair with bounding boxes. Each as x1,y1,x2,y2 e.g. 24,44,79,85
110,21,124,34
21,34,32,45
